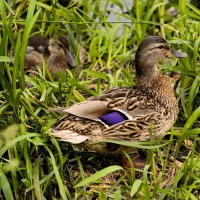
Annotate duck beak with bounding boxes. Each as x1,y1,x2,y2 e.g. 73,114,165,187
172,50,188,58
26,46,34,53
66,51,76,68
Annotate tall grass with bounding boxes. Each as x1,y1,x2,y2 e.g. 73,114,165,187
0,0,200,199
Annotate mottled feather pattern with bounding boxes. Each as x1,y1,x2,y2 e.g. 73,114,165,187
99,85,176,141
53,114,104,136
51,36,186,154
52,82,176,152
52,83,176,142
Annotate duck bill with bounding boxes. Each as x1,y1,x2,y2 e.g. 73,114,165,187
67,51,76,68
172,50,188,58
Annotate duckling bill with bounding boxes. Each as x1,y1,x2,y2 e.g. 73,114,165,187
51,36,187,154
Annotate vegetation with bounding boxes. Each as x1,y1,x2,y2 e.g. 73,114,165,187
0,0,200,199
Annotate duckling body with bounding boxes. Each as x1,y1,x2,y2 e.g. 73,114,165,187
25,35,75,78
51,36,186,154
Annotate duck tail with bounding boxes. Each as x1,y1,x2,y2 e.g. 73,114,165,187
50,129,89,144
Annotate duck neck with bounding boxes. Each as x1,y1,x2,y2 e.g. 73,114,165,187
136,61,161,86
136,64,178,111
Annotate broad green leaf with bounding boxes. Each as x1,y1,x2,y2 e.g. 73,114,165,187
0,56,13,63
75,165,123,188
0,169,14,200
130,179,142,197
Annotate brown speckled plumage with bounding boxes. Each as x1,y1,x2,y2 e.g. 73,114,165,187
51,36,187,154
25,35,75,78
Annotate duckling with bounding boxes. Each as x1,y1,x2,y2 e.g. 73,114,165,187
24,35,48,72
26,35,49,54
51,36,187,154
25,35,75,78
46,35,75,77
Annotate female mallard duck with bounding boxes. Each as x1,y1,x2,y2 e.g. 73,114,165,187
51,36,187,154
25,35,75,78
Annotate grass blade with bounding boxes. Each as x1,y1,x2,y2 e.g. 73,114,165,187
0,132,40,158
45,146,68,200
102,139,166,149
0,169,14,200
130,179,142,197
75,165,123,188
0,56,13,63
33,158,43,200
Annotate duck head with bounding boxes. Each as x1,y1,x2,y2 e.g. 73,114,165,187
135,36,187,79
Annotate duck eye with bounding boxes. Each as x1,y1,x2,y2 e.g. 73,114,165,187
151,45,166,50
158,45,164,49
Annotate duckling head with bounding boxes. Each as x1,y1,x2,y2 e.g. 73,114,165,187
135,36,187,79
48,38,65,55
27,35,49,54
48,36,76,68
58,35,76,68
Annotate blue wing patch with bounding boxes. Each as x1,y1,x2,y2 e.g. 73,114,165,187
99,110,128,126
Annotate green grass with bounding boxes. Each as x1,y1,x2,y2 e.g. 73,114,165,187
1,0,200,199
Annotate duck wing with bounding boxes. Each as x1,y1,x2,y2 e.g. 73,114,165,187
52,86,171,144
51,87,133,144
101,89,172,141
62,100,109,120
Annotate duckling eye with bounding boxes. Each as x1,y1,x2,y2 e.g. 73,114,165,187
58,43,64,49
158,45,164,49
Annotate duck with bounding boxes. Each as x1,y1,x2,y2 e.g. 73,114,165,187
25,35,75,78
51,36,187,154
